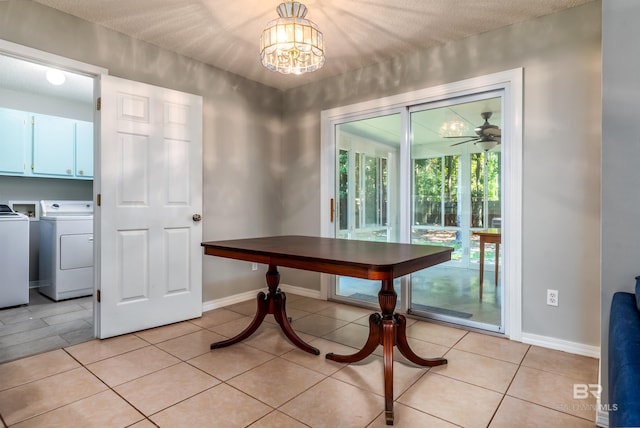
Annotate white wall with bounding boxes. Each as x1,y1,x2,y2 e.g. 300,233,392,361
601,0,640,411
281,2,602,348
0,87,92,120
0,0,284,302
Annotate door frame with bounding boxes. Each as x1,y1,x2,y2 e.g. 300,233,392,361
320,69,523,340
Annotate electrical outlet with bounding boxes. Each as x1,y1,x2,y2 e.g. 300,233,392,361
251,263,258,271
547,289,559,306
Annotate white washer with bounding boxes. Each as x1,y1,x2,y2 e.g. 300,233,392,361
39,200,94,301
0,204,29,308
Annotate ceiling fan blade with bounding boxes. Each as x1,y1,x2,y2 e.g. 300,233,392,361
482,128,501,137
443,135,477,139
450,138,477,146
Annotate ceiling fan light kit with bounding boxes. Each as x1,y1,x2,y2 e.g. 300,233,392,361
260,1,325,75
447,111,502,151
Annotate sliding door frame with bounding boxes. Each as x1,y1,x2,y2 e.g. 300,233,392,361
320,69,523,340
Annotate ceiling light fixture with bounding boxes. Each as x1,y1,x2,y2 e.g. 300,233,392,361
439,120,466,138
46,69,65,86
260,1,325,75
475,140,499,152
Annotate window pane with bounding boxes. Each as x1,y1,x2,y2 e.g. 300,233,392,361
443,155,459,227
338,149,348,231
413,158,442,226
334,114,401,304
471,153,484,228
364,155,378,227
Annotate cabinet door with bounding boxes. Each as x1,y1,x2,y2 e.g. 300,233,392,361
75,121,93,178
0,108,29,175
32,114,75,177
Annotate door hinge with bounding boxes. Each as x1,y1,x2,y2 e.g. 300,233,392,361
96,97,101,111
96,289,101,302
97,193,101,206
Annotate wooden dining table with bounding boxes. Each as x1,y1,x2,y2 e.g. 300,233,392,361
201,235,453,425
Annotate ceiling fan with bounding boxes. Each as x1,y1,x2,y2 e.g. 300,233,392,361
447,112,501,150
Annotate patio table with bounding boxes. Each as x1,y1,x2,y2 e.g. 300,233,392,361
473,228,501,300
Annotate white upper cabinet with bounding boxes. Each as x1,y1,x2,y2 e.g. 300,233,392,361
0,107,30,175
75,120,93,178
0,110,93,180
32,114,76,177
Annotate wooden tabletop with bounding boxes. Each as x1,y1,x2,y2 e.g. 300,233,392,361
473,228,501,238
201,235,453,281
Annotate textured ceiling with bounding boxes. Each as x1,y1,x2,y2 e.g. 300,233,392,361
32,0,594,91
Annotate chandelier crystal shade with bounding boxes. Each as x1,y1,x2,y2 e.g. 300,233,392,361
260,1,325,75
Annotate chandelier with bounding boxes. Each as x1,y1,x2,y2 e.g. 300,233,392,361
260,1,325,75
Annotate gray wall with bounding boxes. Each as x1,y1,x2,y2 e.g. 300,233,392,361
0,0,284,302
281,2,602,347
601,0,640,409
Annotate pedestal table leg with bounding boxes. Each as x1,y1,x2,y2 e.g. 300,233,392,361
210,264,319,355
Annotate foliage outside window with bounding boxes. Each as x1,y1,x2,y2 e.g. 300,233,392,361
413,156,459,227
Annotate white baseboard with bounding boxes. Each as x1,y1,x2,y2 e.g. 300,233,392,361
521,332,600,358
201,288,263,312
278,283,323,300
596,406,609,427
201,283,322,312
29,280,46,289
203,293,599,359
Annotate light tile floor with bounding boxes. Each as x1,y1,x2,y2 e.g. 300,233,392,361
0,293,600,427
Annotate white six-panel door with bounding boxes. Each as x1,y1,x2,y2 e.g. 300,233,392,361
95,75,203,338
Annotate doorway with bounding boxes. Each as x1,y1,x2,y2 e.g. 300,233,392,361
321,69,523,338
0,48,99,363
0,40,204,359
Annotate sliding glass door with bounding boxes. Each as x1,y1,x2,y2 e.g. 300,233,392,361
328,92,505,332
333,113,402,305
408,96,503,331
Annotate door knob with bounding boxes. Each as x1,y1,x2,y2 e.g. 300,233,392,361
192,214,202,222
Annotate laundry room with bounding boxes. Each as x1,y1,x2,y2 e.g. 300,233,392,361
0,52,95,359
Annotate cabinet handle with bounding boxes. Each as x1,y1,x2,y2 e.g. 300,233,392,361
79,170,84,175
66,169,72,174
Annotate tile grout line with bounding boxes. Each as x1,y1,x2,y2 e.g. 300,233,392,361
500,345,598,424
1,296,600,427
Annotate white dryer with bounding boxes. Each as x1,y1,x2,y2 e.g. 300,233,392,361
0,204,29,308
39,200,94,301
